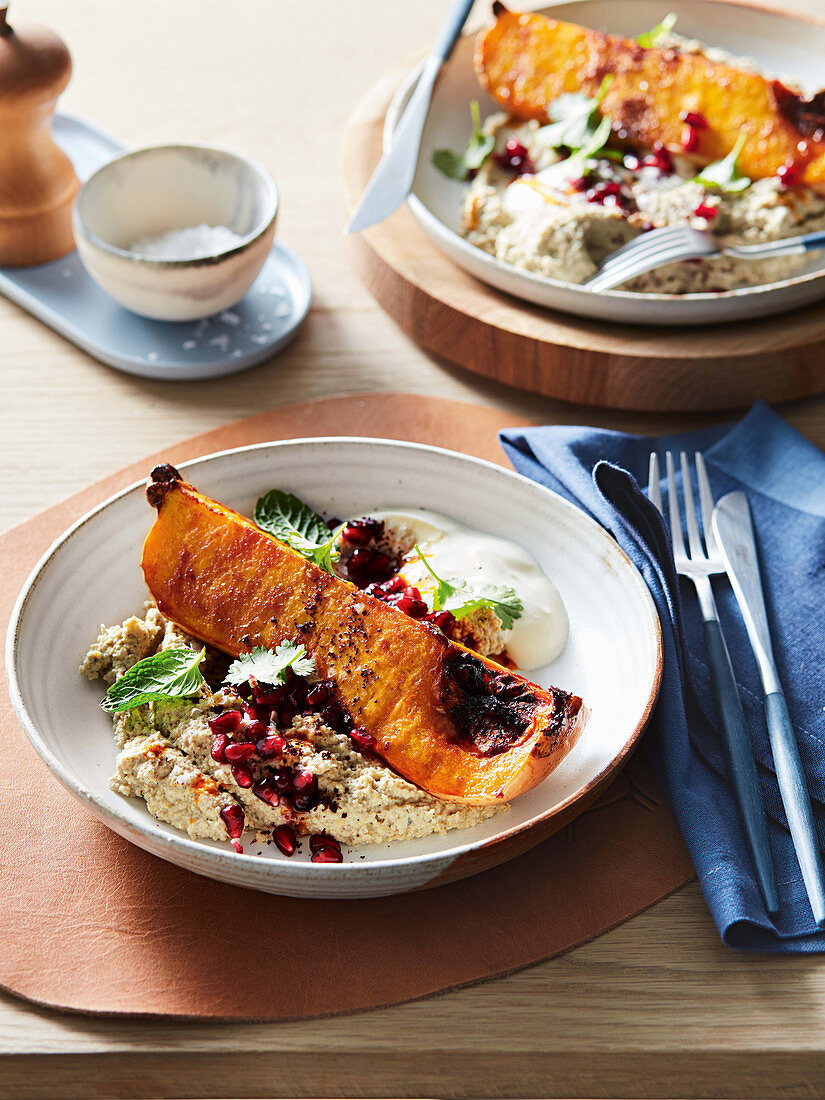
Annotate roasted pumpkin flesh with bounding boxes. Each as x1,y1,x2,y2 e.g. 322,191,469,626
476,6,825,188
140,465,584,805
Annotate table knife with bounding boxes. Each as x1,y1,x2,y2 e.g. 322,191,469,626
344,0,476,234
712,491,825,927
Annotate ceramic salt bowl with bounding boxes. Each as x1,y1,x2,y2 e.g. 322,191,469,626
73,144,278,321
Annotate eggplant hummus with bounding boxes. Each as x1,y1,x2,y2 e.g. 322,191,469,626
461,36,825,293
80,607,504,856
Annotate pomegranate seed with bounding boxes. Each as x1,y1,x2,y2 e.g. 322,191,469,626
681,125,700,152
493,138,533,175
342,518,383,545
209,710,243,735
231,839,243,854
210,733,229,763
642,142,673,174
693,203,718,221
274,824,298,857
275,703,295,729
252,777,280,806
311,843,343,864
231,763,253,788
224,741,256,763
306,680,334,709
220,804,245,839
326,516,342,530
586,180,623,206
254,686,288,706
777,161,801,187
424,609,456,634
349,727,377,752
292,791,318,812
309,834,331,853
256,733,286,759
273,767,294,793
241,718,268,741
396,593,428,618
292,769,317,794
679,110,708,129
347,547,392,587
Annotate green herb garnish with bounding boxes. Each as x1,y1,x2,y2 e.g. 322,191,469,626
255,489,344,574
102,647,206,714
432,100,495,180
414,544,524,630
637,12,677,48
695,134,750,192
536,76,613,157
224,641,315,688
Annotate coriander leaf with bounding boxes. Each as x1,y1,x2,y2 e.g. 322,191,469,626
255,489,344,574
695,134,750,192
441,582,525,631
415,542,456,610
224,642,315,688
432,100,495,181
637,12,677,48
413,544,523,630
103,647,205,714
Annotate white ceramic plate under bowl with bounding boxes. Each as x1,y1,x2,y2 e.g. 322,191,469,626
387,0,825,326
7,439,661,899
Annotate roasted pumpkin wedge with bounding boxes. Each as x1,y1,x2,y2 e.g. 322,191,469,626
140,465,585,805
476,3,825,188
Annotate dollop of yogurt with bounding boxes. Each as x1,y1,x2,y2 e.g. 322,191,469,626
368,509,568,670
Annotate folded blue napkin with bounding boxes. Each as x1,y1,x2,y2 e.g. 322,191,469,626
500,403,825,951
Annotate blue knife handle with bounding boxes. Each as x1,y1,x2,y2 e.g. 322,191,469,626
803,230,825,252
432,0,477,61
703,619,779,915
765,691,825,926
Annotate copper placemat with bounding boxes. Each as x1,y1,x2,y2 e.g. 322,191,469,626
1,393,694,1018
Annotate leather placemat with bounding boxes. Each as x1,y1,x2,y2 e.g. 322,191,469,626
1,393,694,1019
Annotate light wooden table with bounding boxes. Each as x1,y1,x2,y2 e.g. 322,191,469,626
4,2,825,1097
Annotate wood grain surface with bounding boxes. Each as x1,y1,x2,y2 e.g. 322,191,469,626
3,1,825,1098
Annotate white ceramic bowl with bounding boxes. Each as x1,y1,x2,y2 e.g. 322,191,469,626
388,0,825,326
73,144,278,322
7,439,661,899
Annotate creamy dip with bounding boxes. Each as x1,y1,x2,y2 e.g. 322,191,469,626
369,509,568,669
81,607,504,855
463,113,825,293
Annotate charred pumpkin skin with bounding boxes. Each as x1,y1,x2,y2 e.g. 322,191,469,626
140,465,585,805
476,5,825,189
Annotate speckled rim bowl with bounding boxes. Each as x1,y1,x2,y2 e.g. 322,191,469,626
389,0,825,326
73,143,279,322
6,438,661,900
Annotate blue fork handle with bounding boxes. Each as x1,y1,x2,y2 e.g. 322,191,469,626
765,691,825,926
704,619,779,915
803,231,825,252
432,0,476,60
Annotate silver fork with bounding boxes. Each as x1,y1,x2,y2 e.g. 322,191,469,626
649,450,778,915
587,226,825,293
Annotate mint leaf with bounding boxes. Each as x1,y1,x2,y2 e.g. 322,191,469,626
695,134,750,192
255,489,344,574
637,12,677,48
225,642,315,688
414,545,523,631
432,100,495,181
103,647,205,714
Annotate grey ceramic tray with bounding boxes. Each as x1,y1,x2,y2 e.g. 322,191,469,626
0,115,312,381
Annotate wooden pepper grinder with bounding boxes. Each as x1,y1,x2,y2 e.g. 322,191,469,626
0,5,79,265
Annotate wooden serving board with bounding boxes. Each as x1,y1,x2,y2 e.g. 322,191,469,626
342,70,825,412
